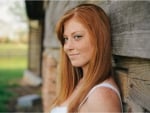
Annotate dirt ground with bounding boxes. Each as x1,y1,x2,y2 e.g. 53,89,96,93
8,85,43,112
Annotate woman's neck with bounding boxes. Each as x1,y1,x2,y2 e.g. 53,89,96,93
82,64,89,77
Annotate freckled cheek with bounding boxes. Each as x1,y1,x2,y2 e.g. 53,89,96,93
80,45,93,57
85,45,94,58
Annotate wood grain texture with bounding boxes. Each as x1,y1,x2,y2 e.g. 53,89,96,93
114,57,150,80
28,21,42,75
126,99,144,112
128,78,150,111
115,70,128,102
110,1,150,59
114,56,150,112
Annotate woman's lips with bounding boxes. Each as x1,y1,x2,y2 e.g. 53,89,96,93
69,53,79,58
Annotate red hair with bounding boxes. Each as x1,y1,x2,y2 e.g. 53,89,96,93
51,3,112,112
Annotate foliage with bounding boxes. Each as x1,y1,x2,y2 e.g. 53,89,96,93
8,0,27,22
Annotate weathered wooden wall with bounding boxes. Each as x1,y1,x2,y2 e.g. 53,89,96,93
111,1,150,59
110,1,150,112
28,20,43,76
42,1,150,112
115,57,150,112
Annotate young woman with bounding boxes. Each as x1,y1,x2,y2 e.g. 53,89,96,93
50,3,122,113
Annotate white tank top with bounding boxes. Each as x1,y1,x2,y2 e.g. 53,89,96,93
50,82,123,113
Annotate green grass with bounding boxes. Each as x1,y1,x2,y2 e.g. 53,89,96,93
0,43,27,57
0,68,26,86
0,43,27,51
0,57,27,69
0,43,27,111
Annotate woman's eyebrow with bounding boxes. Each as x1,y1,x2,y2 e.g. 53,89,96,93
63,31,84,37
63,34,67,38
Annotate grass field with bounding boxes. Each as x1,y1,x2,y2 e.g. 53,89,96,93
0,43,27,111
0,43,27,51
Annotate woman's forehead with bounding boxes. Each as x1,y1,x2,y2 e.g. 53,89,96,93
63,17,88,35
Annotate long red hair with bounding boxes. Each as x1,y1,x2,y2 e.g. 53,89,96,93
51,3,112,112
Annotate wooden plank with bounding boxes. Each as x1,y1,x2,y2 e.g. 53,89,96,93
28,21,42,76
114,57,150,81
128,59,150,81
114,57,150,112
115,70,129,102
110,1,150,59
126,99,144,112
128,78,150,111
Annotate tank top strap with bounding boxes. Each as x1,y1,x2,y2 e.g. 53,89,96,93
78,82,123,111
95,82,121,97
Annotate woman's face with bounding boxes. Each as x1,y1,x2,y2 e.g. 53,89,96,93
63,17,94,68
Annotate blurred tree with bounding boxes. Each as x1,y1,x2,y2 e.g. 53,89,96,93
8,0,27,23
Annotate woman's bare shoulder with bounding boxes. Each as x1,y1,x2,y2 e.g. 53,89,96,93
86,86,122,112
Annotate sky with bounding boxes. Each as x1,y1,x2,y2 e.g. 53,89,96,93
0,0,28,39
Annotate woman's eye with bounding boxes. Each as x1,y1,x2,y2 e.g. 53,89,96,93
63,37,68,43
74,35,82,40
